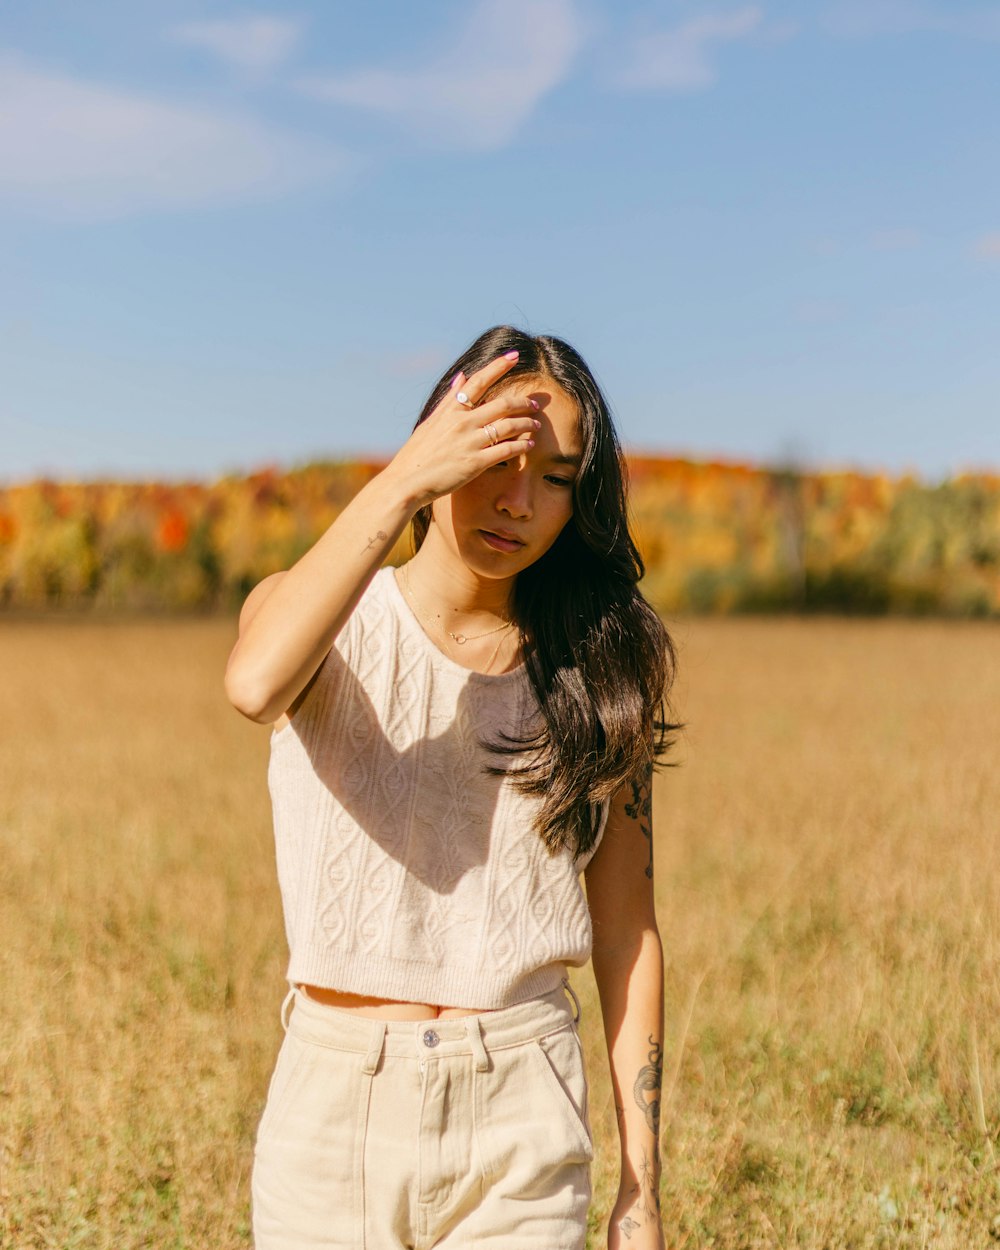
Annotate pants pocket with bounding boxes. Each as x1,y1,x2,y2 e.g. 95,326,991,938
251,1040,365,1248
255,1031,310,1146
530,1027,594,1160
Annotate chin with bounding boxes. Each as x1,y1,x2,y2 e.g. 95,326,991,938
457,538,531,577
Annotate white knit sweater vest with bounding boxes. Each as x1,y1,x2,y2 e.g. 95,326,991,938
267,565,609,1010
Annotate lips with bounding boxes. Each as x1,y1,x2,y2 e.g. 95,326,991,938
480,529,525,552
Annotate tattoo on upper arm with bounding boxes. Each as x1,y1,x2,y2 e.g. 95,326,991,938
364,530,388,551
623,766,654,879
633,1035,663,1138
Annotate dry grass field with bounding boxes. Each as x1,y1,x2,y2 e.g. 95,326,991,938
1,609,998,1248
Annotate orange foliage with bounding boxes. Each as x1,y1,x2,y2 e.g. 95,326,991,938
0,456,998,615
156,509,189,554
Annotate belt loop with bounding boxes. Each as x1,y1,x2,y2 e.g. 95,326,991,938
465,1016,490,1073
562,976,582,1024
280,986,296,1033
362,1020,387,1075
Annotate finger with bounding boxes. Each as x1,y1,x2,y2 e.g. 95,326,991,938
467,388,540,423
480,430,536,462
476,415,540,449
455,349,520,406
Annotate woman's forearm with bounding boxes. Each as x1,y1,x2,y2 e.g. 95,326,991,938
224,466,417,724
592,926,665,1238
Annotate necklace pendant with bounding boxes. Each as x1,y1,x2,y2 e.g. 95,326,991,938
452,633,468,645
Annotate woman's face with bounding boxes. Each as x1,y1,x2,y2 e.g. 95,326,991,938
431,377,583,579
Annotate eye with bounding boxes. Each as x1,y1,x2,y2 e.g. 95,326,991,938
545,476,574,488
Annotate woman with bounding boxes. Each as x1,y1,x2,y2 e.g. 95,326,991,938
225,325,681,1249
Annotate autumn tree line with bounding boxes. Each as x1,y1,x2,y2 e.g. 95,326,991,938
0,458,997,616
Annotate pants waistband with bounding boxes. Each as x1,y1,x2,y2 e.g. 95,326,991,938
280,980,582,1074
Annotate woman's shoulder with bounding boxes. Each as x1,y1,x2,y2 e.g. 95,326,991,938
271,568,393,734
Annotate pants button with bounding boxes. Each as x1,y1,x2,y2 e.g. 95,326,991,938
422,1029,440,1048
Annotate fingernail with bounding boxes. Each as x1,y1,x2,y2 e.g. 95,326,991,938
504,350,519,360
529,398,539,410
526,439,535,447
450,371,464,389
533,419,541,429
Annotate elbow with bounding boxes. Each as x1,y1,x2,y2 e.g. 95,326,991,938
224,660,273,724
591,919,662,969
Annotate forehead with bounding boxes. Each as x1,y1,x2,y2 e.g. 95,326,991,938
501,377,582,456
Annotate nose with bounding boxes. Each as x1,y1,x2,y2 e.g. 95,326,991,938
496,456,532,520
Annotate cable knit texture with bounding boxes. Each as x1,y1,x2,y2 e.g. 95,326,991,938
267,565,609,1010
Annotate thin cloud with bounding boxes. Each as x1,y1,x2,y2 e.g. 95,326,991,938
825,2,1000,41
871,227,922,250
809,235,841,256
611,6,764,92
973,233,1000,261
386,348,449,379
338,346,449,379
168,16,305,70
795,299,842,324
0,51,346,222
293,0,585,151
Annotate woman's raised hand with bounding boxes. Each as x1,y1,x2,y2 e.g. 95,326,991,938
385,351,541,511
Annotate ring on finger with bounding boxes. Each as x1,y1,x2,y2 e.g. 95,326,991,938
455,391,474,409
482,423,500,447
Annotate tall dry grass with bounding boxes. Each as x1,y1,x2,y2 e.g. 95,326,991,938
1,612,998,1248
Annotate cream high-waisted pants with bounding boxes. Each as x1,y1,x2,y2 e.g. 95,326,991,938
251,979,593,1250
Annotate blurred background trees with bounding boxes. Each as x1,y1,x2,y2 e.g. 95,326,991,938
1,458,997,616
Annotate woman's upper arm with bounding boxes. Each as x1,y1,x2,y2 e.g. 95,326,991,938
237,570,287,640
585,766,659,950
226,569,351,727
224,571,287,716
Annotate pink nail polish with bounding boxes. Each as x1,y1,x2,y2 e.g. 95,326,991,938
529,398,539,410
504,350,519,360
449,371,463,389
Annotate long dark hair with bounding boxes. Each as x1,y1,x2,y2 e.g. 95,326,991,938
410,325,682,859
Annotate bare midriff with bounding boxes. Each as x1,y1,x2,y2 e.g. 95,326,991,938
298,984,495,1020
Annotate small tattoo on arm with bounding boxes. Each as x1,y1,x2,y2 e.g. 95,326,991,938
633,1035,663,1138
639,1149,661,1214
624,766,653,879
364,530,388,551
621,1148,661,1233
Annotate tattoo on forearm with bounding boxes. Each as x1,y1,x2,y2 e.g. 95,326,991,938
639,1149,661,1213
364,530,388,551
620,1148,662,1235
624,767,653,879
617,1046,664,1237
633,1035,663,1138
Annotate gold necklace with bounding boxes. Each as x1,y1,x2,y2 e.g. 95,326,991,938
481,628,513,676
402,563,515,645
401,564,518,675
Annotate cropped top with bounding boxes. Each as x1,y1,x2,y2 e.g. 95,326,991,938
266,565,610,1010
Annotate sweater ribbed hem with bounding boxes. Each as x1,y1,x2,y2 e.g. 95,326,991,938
286,945,571,1011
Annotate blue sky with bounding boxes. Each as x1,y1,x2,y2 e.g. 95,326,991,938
1,0,998,485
